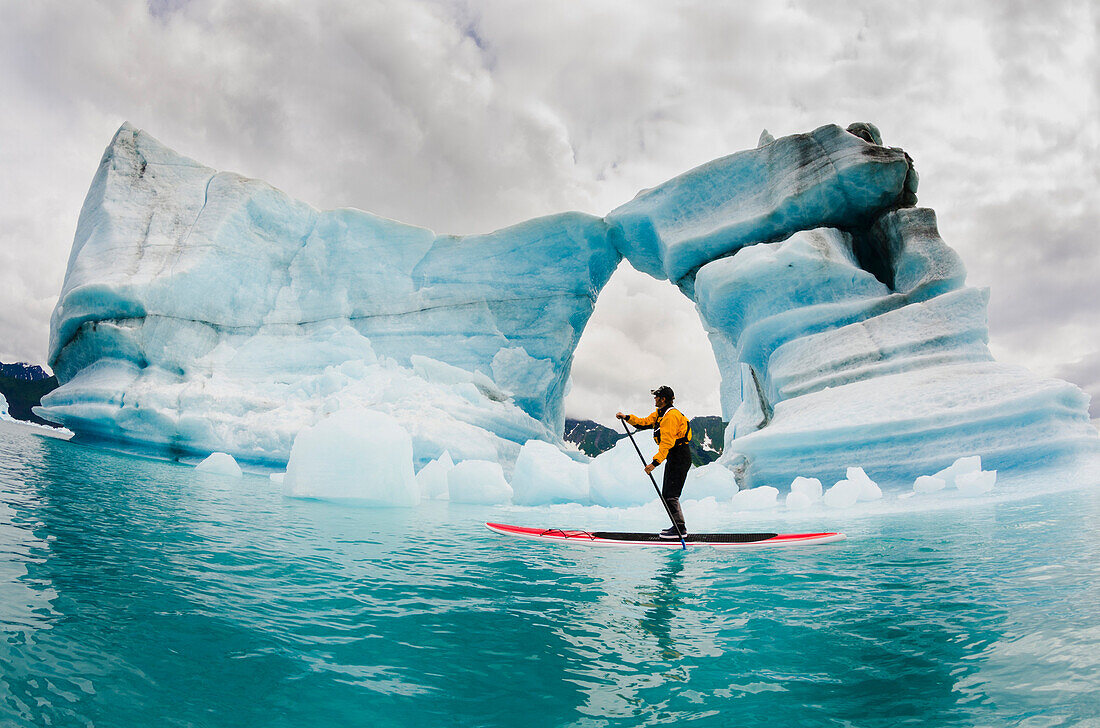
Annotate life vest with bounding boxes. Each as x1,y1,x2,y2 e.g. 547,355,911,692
654,407,692,448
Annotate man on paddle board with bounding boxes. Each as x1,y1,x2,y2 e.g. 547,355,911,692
617,386,692,538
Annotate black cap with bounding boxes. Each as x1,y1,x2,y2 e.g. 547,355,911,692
651,385,675,400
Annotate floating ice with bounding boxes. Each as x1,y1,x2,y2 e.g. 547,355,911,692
510,440,589,506
785,476,823,510
934,456,983,490
283,409,419,506
823,480,862,509
416,450,454,500
789,476,824,502
684,462,739,501
269,472,285,484
785,491,814,510
956,469,997,496
588,437,663,507
448,460,513,505
907,457,996,498
913,475,946,493
731,486,779,510
0,392,9,420
846,467,883,501
195,452,243,478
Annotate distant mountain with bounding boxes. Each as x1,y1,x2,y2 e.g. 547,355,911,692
563,419,626,458
688,416,725,465
0,362,51,381
564,416,726,465
0,361,59,426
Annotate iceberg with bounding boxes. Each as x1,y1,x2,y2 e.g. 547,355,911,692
36,121,1097,497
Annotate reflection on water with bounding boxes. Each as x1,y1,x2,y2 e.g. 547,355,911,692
1,421,1099,727
638,554,687,660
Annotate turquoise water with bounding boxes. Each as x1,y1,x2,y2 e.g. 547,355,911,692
1,421,1099,727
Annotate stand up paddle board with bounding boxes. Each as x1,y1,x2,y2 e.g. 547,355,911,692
486,522,845,548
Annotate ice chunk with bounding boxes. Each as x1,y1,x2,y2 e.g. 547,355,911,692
588,437,663,507
510,440,589,506
785,491,814,510
823,480,861,508
283,408,419,506
731,486,778,510
416,450,454,500
956,469,997,497
448,460,513,505
789,476,824,502
684,462,739,501
195,452,243,478
934,456,983,490
269,472,285,484
913,475,946,493
846,467,883,501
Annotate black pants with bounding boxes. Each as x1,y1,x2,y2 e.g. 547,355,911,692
661,443,692,530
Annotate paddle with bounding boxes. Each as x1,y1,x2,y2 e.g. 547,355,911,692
619,419,687,550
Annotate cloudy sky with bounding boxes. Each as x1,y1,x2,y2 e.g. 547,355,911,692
1,0,1096,426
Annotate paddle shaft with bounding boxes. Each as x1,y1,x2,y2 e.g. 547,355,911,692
619,419,687,549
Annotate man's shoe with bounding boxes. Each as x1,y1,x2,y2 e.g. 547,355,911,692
659,527,685,539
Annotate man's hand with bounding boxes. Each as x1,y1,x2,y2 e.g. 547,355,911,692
644,463,656,474
616,412,627,421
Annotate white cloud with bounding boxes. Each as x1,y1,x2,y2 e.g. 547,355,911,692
0,0,1096,423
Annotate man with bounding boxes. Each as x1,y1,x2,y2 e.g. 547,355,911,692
617,385,693,538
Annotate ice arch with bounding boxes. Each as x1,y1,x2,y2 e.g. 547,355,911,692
39,123,1097,482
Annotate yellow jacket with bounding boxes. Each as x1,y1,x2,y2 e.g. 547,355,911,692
626,408,692,465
